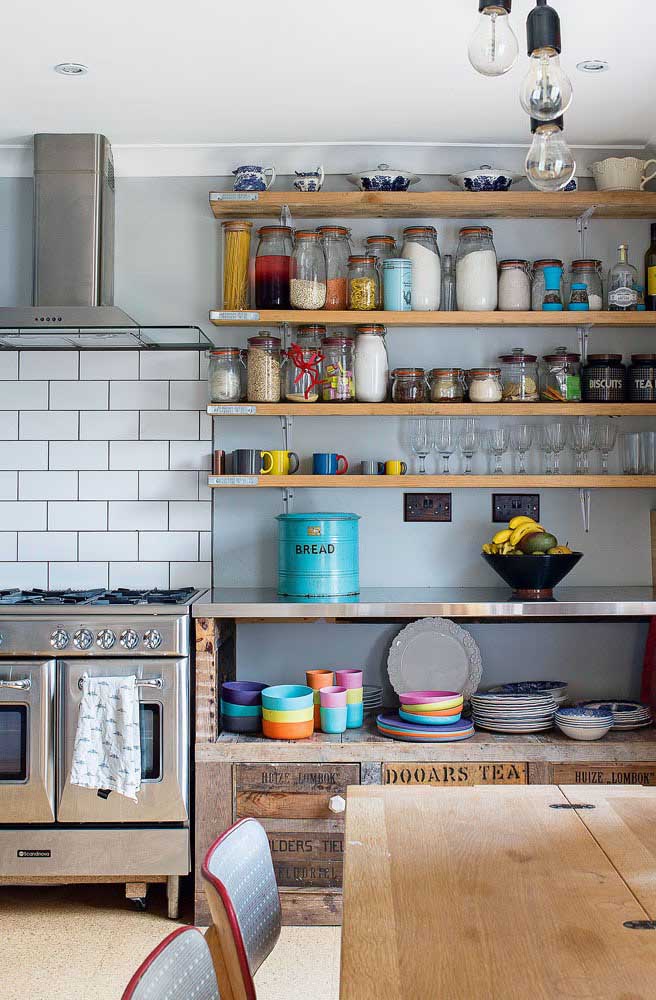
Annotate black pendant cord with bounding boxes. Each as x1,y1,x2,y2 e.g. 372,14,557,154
527,0,562,55
530,114,564,133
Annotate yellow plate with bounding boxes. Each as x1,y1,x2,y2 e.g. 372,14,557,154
346,687,364,704
262,706,314,723
401,696,464,713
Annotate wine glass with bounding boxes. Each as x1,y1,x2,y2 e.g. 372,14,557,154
485,426,510,475
549,421,568,474
510,423,534,475
407,418,431,474
539,424,554,475
457,417,481,475
594,418,618,475
569,416,594,474
432,418,458,474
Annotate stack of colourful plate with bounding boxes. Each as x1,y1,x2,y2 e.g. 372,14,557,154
221,681,267,734
376,712,474,742
579,700,653,730
398,690,464,726
471,692,557,733
261,685,314,740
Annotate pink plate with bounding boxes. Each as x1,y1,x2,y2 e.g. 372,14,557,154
399,690,461,705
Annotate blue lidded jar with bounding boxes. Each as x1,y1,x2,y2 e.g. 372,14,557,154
382,258,412,311
542,264,564,311
568,282,590,311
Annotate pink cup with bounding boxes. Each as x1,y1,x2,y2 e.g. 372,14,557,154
320,685,348,708
335,669,363,690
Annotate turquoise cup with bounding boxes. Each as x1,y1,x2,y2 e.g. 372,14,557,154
320,705,348,734
346,701,364,728
220,699,261,718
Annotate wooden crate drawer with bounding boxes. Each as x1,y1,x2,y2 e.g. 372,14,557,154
383,762,528,786
235,764,360,819
267,829,344,888
547,762,656,785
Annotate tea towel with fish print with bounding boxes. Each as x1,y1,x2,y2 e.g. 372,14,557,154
70,674,141,801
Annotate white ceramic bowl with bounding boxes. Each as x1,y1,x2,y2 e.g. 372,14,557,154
556,721,613,741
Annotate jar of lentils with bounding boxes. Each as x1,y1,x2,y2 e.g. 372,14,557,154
428,368,465,402
208,348,245,403
498,260,531,311
582,354,626,402
540,348,581,402
391,368,427,403
318,226,351,310
290,231,327,309
532,259,564,311
321,335,356,402
247,334,282,402
628,354,656,402
348,255,379,310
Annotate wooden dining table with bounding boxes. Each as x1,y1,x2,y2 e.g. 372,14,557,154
340,784,656,999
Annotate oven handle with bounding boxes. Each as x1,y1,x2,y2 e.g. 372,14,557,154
0,677,31,690
77,676,163,691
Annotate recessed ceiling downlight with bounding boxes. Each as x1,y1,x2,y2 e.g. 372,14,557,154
54,63,88,76
577,59,609,74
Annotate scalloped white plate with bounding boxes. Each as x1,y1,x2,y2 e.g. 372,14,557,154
387,618,482,700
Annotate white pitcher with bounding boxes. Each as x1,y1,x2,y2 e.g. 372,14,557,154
592,156,656,192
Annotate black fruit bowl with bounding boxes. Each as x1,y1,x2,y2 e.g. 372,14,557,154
482,552,583,600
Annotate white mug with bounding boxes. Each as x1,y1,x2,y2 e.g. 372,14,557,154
592,156,656,192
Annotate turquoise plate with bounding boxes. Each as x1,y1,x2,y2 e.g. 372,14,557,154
399,708,462,726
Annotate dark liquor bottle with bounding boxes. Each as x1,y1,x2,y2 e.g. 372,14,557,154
645,223,656,310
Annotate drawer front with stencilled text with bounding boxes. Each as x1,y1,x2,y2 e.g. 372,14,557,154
383,762,528,786
550,762,656,785
268,831,344,888
235,764,360,819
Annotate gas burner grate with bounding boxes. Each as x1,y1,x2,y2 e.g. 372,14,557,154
91,587,198,606
0,588,105,606
0,586,198,606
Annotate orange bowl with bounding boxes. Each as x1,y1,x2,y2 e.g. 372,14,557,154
262,718,314,740
401,705,463,718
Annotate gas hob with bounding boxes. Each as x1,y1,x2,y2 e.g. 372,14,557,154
0,587,201,606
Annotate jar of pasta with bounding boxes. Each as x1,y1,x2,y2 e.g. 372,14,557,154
222,221,252,310
348,256,379,311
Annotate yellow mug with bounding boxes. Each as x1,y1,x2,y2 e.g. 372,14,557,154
385,460,407,476
261,450,300,475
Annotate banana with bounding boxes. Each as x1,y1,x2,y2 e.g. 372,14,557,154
492,528,513,545
509,523,544,547
508,515,536,530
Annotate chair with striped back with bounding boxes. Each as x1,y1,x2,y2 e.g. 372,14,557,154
121,926,220,1000
202,818,282,1000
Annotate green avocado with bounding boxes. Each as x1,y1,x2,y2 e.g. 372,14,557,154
519,531,558,554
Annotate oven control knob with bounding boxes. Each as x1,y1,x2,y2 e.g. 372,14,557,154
143,628,162,650
50,628,69,650
120,628,139,650
96,628,116,650
73,628,94,650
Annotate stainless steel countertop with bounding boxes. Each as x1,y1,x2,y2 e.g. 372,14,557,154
191,587,656,619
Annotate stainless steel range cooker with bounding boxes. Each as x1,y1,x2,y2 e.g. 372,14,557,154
0,587,206,917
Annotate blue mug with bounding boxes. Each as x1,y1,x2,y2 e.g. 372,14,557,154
313,452,349,475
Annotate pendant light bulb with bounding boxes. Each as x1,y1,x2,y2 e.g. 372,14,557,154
519,48,573,119
468,1,519,78
525,118,576,192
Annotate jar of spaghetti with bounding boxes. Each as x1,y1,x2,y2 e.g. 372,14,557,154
255,226,293,308
222,221,252,310
318,226,351,310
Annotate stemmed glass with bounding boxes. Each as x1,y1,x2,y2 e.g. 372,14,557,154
485,426,510,474
457,417,481,475
510,423,534,475
432,418,458,474
539,425,554,474
569,417,594,474
594,418,618,475
549,421,568,475
407,418,431,474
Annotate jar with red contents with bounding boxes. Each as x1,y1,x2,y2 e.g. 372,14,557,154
282,325,325,403
318,226,351,310
255,226,293,308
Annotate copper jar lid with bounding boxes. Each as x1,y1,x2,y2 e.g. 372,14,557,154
631,354,656,363
317,225,351,238
459,226,493,237
354,325,386,335
257,225,293,236
391,367,426,377
403,226,438,237
533,258,564,268
348,255,377,265
210,347,241,356
366,235,396,246
429,368,464,377
499,259,529,269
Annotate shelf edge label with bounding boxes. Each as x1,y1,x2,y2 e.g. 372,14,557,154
209,475,259,487
211,192,260,202
209,405,257,415
211,311,260,322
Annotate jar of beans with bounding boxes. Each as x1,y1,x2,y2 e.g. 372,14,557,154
391,368,427,402
247,334,282,402
348,255,379,311
291,231,327,309
428,368,465,402
321,335,356,402
318,226,351,310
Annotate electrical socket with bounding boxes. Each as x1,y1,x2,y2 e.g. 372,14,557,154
404,493,452,523
492,494,540,524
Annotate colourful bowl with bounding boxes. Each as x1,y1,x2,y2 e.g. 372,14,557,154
345,687,364,705
221,714,261,734
400,704,463,718
399,708,463,726
220,699,261,718
262,718,314,740
320,705,348,734
221,681,267,706
262,706,314,723
320,686,348,708
306,670,335,689
346,701,364,729
262,685,314,711
335,669,363,690
399,690,462,706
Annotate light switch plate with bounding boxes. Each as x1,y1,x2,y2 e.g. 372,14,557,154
404,493,452,523
492,494,540,524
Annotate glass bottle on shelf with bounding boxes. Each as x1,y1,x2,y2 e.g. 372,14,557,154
608,243,638,311
441,254,456,311
290,231,327,309
318,226,351,310
645,223,656,311
254,226,293,309
282,325,325,403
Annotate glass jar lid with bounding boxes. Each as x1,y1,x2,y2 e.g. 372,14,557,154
391,367,426,377
210,347,242,356
297,324,327,337
469,367,501,377
257,225,293,237
459,226,493,238
402,226,438,237
294,230,322,240
586,354,624,363
366,235,396,246
221,221,253,232
543,347,581,362
247,335,282,348
572,258,602,269
354,324,386,335
499,259,529,269
533,258,564,269
429,368,464,377
317,225,351,238
498,348,537,363
631,354,656,363
348,255,377,265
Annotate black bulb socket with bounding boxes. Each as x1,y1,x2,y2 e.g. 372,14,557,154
479,0,512,12
527,0,561,55
530,115,564,134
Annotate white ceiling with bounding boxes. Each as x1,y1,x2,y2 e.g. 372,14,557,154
2,0,655,156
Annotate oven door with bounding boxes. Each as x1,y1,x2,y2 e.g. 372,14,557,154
0,659,56,823
56,658,188,823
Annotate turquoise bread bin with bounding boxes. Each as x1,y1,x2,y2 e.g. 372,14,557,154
276,512,360,598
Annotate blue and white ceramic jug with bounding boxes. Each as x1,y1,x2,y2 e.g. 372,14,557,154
293,166,325,192
232,165,276,192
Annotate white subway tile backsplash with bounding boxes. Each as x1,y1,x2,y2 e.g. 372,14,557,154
80,351,139,381
170,381,207,410
199,411,212,440
19,471,78,501
140,411,198,440
20,352,78,380
139,531,198,561
51,381,108,410
0,472,16,499
111,381,168,410
109,501,168,531
109,562,170,589
20,411,79,440
198,473,210,500
0,413,18,440
18,532,77,562
199,353,210,380
170,561,212,589
0,382,48,410
0,442,48,470
170,441,211,470
0,532,17,560
80,411,138,441
79,531,138,561
0,562,48,589
200,531,212,562
79,471,138,501
109,441,168,470
169,501,211,531
48,501,107,531
139,471,198,501
0,353,18,380
140,351,198,380
0,502,47,530
50,441,108,471
49,562,109,590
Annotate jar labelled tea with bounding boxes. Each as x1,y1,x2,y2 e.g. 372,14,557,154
629,355,656,402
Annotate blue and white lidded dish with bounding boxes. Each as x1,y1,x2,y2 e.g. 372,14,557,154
233,165,276,192
448,165,524,192
346,164,420,192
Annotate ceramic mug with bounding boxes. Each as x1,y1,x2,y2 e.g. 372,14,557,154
385,460,408,476
230,449,274,475
232,165,276,192
313,452,348,475
261,450,300,475
592,156,656,192
360,460,382,475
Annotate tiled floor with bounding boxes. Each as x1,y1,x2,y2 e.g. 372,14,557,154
1,884,340,999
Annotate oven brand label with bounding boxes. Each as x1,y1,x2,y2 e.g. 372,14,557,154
17,849,51,858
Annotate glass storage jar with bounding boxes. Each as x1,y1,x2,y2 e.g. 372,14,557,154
401,226,441,311
208,348,246,403
366,235,397,305
354,325,389,402
582,354,626,402
570,259,603,310
321,335,356,402
222,221,252,310
318,226,351,310
255,226,293,308
498,259,531,311
282,325,324,403
629,355,656,402
456,227,498,311
348,255,379,310
239,348,248,400
532,259,564,311
499,348,539,401
568,283,589,311
428,368,465,402
290,231,327,309
391,368,427,403
540,348,582,402
246,334,282,402
467,368,503,403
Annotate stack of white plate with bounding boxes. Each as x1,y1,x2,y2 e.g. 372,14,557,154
363,685,383,715
580,701,652,731
488,681,568,706
470,693,557,733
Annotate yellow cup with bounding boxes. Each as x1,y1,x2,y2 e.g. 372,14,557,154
385,460,407,476
262,706,314,723
346,687,364,704
262,450,300,475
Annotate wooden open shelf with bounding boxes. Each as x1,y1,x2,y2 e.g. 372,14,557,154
209,309,656,328
209,474,656,489
209,190,656,221
208,402,656,417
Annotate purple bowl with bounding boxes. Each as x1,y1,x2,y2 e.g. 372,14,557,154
221,713,262,734
221,681,267,707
